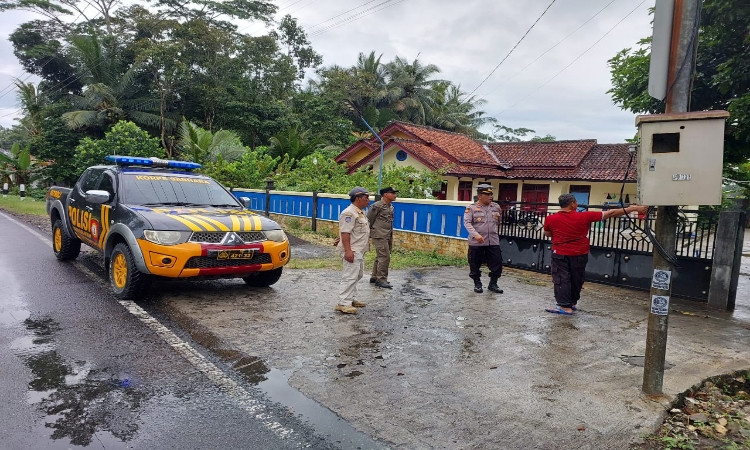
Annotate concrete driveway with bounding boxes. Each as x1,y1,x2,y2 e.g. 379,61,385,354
148,230,750,450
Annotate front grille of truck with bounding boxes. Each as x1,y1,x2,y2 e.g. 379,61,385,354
189,231,266,244
184,253,272,269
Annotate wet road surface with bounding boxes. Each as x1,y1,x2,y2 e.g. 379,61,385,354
3,208,750,449
0,212,386,449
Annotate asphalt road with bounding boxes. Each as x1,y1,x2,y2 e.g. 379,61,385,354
0,211,385,450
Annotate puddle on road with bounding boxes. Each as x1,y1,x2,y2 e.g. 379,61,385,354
12,317,145,449
160,303,388,449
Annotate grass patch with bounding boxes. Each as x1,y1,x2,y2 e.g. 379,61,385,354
377,248,468,270
286,258,340,270
0,196,47,216
287,248,467,272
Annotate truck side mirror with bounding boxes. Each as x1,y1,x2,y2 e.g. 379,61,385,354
240,197,251,208
84,190,112,204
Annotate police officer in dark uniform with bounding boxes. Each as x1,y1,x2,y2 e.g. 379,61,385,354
463,184,503,294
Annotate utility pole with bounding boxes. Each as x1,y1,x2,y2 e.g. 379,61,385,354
642,0,702,395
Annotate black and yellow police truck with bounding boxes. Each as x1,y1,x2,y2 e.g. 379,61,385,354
46,156,290,299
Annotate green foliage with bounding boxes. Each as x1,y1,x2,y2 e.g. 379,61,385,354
274,151,363,193
375,248,468,270
272,156,443,198
286,217,301,230
199,148,278,189
27,102,83,185
607,0,750,164
0,141,50,187
268,126,327,169
73,121,164,173
0,194,48,216
62,34,167,135
178,119,245,164
656,434,695,450
378,163,445,198
492,125,556,143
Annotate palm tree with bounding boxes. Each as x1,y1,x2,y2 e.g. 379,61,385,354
178,120,245,165
61,34,168,134
385,55,443,124
428,82,496,138
268,126,325,169
14,80,44,137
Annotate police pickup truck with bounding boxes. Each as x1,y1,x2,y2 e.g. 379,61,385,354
46,155,290,299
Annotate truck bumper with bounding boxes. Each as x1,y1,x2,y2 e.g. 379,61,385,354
136,239,291,278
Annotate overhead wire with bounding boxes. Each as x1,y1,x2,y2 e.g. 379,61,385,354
308,0,407,38
0,2,95,101
490,0,648,119
466,0,557,97
303,0,380,33
480,0,620,99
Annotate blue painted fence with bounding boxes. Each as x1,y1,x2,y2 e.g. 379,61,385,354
232,190,470,239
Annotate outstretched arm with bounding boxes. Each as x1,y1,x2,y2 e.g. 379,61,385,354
602,204,649,221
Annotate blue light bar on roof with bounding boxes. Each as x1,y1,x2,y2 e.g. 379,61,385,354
105,155,202,170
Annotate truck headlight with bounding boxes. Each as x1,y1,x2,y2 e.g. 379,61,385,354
264,229,287,242
143,230,191,245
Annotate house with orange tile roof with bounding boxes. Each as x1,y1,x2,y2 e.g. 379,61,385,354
334,121,637,211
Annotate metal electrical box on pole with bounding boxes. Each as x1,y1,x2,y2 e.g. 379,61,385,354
641,0,704,397
636,111,729,206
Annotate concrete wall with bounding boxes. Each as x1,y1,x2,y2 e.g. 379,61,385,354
266,212,468,259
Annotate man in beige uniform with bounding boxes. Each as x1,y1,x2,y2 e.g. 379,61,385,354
335,186,371,314
463,184,504,294
367,186,398,289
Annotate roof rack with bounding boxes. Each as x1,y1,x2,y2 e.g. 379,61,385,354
105,155,202,170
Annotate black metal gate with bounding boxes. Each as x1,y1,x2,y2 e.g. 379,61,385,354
498,204,720,300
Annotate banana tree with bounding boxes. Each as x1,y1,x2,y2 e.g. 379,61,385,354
0,142,50,187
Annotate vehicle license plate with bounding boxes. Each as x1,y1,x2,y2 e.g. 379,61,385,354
210,249,255,260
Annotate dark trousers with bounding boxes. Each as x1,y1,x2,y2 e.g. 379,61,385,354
551,253,588,307
468,245,503,282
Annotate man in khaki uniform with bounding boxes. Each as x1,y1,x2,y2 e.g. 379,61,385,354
367,186,398,289
463,184,504,294
335,186,371,314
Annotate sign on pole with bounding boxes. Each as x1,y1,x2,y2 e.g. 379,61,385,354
648,0,676,100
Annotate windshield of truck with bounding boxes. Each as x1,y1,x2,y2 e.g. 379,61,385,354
120,173,240,208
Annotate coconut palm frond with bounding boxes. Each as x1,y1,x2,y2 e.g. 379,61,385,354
127,111,164,130
62,110,101,129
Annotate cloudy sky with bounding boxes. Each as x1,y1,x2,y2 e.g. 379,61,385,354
0,0,655,143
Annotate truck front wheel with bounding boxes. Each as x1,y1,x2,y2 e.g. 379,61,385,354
243,267,283,287
52,219,81,261
109,243,151,299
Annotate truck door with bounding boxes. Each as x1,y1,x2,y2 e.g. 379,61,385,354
68,168,106,247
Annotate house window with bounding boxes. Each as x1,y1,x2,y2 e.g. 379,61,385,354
458,181,473,202
396,150,408,161
521,184,550,213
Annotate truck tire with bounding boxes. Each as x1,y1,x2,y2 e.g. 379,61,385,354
52,219,81,261
243,267,283,287
109,243,151,299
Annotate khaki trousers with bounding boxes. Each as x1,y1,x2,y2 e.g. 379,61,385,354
370,238,392,283
338,251,364,306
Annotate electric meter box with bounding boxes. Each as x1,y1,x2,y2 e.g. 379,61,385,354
635,110,729,206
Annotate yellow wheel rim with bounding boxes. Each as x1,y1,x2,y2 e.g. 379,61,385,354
53,228,62,252
112,253,128,289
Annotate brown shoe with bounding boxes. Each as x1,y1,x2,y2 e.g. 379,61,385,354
335,305,357,314
351,300,366,308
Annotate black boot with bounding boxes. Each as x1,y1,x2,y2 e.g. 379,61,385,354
473,280,483,293
488,278,503,294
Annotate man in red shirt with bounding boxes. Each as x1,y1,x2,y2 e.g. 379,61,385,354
543,194,649,315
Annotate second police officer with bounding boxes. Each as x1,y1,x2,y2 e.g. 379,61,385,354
463,184,504,294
